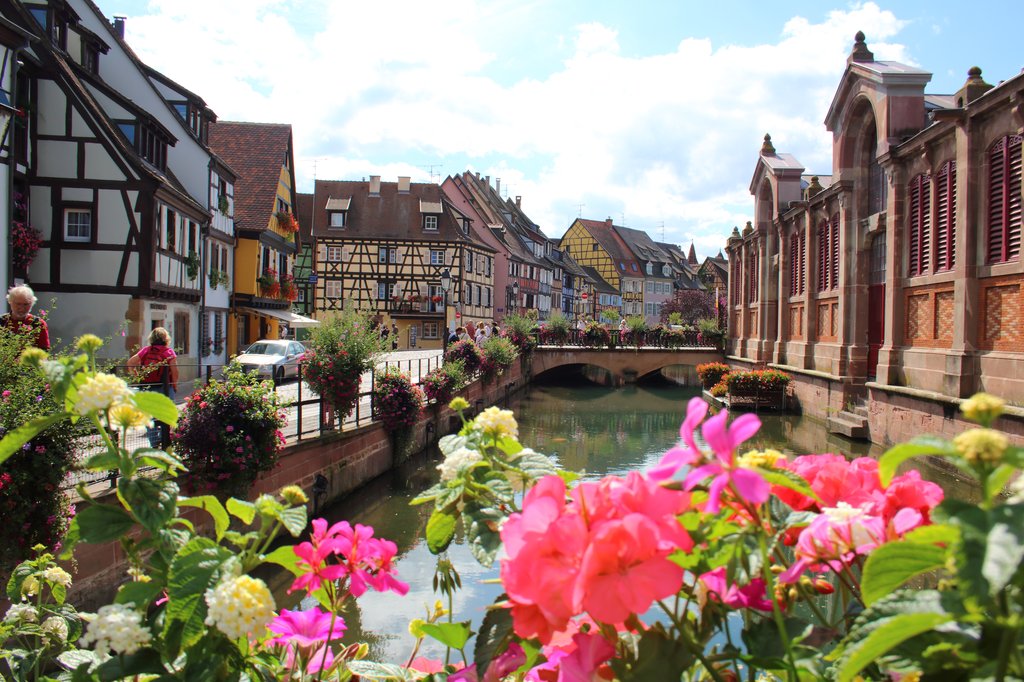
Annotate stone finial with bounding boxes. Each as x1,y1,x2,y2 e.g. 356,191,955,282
807,176,823,198
849,30,874,64
955,66,994,107
728,226,742,243
761,133,776,155
742,221,754,237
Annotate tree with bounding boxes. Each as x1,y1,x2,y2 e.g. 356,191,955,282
660,289,716,325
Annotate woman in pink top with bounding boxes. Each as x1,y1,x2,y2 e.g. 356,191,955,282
126,327,179,448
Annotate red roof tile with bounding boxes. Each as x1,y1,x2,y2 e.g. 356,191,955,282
208,121,293,232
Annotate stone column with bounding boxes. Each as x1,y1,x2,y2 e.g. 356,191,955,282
947,117,978,397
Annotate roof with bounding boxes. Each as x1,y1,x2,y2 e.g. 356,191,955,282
574,218,642,274
295,192,314,243
208,121,294,232
450,172,546,267
580,265,618,294
613,225,674,270
310,178,482,245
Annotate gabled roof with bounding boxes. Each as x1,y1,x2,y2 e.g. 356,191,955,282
574,218,642,275
310,178,480,244
451,172,546,267
580,265,617,295
295,192,314,243
558,249,589,279
208,121,293,231
699,256,729,282
613,225,674,271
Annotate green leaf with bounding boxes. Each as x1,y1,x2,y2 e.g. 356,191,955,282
83,450,121,471
76,503,137,543
136,448,185,474
742,617,810,665
116,579,165,608
93,647,167,680
345,660,415,680
118,478,179,534
426,509,457,554
903,523,959,546
610,625,695,681
837,612,952,682
986,464,1017,502
226,498,257,525
164,537,232,653
0,413,66,466
178,496,230,541
262,544,301,575
410,483,445,506
275,505,308,537
419,620,473,650
132,390,179,429
462,502,504,568
511,449,559,482
982,506,1024,595
878,436,957,486
474,599,514,678
755,466,821,504
861,541,948,606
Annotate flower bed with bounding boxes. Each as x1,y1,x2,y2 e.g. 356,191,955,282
696,361,731,389
726,368,790,395
582,321,611,348
445,339,483,375
372,367,424,431
420,360,467,405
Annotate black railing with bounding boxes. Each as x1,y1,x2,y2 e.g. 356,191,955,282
533,328,723,349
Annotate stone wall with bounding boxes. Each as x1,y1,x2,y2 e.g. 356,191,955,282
63,360,528,610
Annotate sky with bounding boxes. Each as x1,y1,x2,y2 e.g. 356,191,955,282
93,0,1023,258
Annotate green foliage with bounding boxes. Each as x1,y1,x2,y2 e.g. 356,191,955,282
172,365,288,497
500,314,537,355
697,317,725,345
540,313,571,345
421,360,467,405
600,307,620,324
303,310,388,417
372,366,424,431
445,339,484,375
479,336,519,381
726,368,790,394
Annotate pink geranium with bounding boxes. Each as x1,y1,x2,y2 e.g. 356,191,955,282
780,503,887,583
682,407,768,513
267,607,346,648
647,397,708,482
526,632,615,682
699,567,773,612
290,518,409,598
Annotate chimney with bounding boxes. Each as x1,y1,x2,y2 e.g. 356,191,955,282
369,175,381,196
496,178,501,196
515,196,521,208
397,176,411,193
484,176,490,188
113,15,126,39
605,217,613,228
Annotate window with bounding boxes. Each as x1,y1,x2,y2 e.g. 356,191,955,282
325,280,342,300
465,251,473,271
378,247,397,263
422,321,439,339
328,212,346,228
486,257,492,276
748,247,759,303
907,173,931,276
485,287,492,307
327,246,343,262
423,215,438,231
935,161,956,271
817,215,839,291
592,243,598,251
986,135,1022,264
790,229,806,296
377,281,396,300
646,262,653,275
631,263,638,272
430,249,445,265
164,208,176,251
646,281,654,293
64,208,92,242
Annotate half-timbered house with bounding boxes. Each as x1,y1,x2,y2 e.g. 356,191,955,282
560,218,643,321
293,191,315,322
208,121,301,352
0,11,31,299
309,176,495,350
9,1,224,375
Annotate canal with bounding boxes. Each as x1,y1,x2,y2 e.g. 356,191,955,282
266,374,972,666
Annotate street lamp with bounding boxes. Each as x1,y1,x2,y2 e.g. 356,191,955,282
511,280,519,313
440,268,452,346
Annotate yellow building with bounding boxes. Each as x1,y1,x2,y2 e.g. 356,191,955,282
560,218,642,319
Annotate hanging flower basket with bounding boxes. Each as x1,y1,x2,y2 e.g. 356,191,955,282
258,268,280,298
275,210,300,234
11,221,42,274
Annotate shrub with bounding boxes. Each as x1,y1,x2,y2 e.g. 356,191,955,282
540,313,571,345
709,379,729,397
172,366,288,497
661,289,716,325
696,361,731,388
697,317,725,347
479,336,519,381
582,321,611,348
725,368,791,394
373,367,424,431
302,310,388,419
600,308,620,325
445,339,483,375
624,315,648,348
501,314,537,355
0,331,85,571
421,360,467,405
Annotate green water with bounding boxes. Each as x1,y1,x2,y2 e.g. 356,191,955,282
268,379,971,665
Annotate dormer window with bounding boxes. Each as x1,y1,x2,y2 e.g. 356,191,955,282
117,120,169,170
325,197,350,229
27,3,72,50
420,199,442,231
423,215,438,231
329,212,346,228
662,264,671,277
645,262,653,275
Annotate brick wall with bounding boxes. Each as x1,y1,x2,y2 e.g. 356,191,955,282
903,284,954,348
981,274,1024,352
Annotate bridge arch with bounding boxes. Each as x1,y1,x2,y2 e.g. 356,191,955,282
532,347,725,386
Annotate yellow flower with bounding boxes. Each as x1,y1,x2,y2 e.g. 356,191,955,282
75,373,134,416
960,393,1005,425
474,406,518,440
19,347,48,368
21,575,40,597
75,334,104,353
204,575,275,640
449,397,470,412
738,448,785,469
281,485,308,505
953,428,1008,465
108,403,151,430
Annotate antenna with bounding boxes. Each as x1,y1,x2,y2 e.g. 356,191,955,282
420,163,442,184
577,203,585,217
658,221,665,241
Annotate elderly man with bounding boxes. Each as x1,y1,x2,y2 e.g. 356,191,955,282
1,285,50,350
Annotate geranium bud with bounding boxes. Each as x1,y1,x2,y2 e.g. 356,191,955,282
813,579,835,595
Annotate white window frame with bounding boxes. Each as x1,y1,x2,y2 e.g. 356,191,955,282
325,280,342,300
327,246,343,262
64,208,92,242
328,211,346,228
422,321,439,339
423,215,438,231
430,249,445,265
377,281,396,300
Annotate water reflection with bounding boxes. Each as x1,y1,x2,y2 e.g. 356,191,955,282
271,377,973,665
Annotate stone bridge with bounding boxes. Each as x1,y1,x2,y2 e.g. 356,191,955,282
531,346,725,386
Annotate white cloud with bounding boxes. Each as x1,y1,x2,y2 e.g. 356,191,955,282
107,0,914,258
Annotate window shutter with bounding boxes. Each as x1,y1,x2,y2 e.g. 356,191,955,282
799,230,806,294
830,214,840,290
935,161,955,271
986,136,1023,263
1009,136,1022,261
790,234,798,296
817,221,828,292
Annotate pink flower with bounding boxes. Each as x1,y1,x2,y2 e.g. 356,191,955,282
698,567,773,611
780,503,887,583
647,397,706,482
290,518,408,598
267,607,346,647
526,632,615,682
683,409,767,513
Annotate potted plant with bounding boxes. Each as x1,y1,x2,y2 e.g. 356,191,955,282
185,250,200,281
218,193,229,215
258,268,280,298
372,367,424,431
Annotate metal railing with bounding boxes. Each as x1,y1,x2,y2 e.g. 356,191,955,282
534,328,723,349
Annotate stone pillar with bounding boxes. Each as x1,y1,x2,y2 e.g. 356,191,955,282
947,117,978,397
875,163,903,385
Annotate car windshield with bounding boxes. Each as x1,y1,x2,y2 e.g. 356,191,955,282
244,342,287,356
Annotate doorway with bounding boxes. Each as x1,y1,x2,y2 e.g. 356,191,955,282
867,232,886,379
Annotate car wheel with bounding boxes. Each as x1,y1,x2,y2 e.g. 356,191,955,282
275,367,285,384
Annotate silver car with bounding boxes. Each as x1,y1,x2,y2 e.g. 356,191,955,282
231,340,306,383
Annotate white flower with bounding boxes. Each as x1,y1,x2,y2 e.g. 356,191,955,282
474,407,518,440
437,447,483,482
42,616,69,644
204,575,275,640
79,603,151,655
75,373,134,415
43,566,72,588
4,603,39,624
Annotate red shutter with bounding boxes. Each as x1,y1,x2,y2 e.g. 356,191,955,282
920,177,931,273
830,213,840,290
907,175,922,275
935,161,955,271
817,221,828,292
1009,136,1022,261
799,230,806,294
789,234,798,297
989,137,1009,262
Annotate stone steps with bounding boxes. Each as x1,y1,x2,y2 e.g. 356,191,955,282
827,403,869,440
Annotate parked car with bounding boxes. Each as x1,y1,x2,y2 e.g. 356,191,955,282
230,340,306,383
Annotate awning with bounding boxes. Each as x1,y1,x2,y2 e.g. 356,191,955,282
238,307,320,327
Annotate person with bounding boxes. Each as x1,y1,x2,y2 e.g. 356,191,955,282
456,326,470,342
576,317,586,332
446,326,459,346
475,321,488,343
466,323,476,342
618,318,627,333
126,327,179,448
1,285,50,350
391,322,399,351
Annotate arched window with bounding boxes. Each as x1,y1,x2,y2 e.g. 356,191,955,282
986,135,1022,264
935,161,956,271
748,247,759,303
907,173,931,276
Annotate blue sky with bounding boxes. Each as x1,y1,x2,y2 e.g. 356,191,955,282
94,0,1023,257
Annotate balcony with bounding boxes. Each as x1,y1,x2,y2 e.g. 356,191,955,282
386,299,445,317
